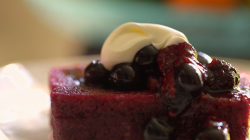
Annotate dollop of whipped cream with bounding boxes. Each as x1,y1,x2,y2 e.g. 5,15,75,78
101,22,189,70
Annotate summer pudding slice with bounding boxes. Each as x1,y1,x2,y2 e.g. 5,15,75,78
50,22,250,140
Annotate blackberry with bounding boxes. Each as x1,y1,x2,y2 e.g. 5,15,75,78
205,58,240,93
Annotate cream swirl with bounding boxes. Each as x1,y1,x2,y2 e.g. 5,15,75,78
101,22,189,70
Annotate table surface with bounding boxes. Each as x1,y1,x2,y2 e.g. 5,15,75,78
20,55,250,91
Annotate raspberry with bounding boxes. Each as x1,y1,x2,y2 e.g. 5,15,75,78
157,42,197,76
205,58,240,93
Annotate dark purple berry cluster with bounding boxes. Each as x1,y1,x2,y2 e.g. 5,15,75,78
84,44,240,116
84,45,160,91
159,49,240,117
109,44,160,90
148,48,239,139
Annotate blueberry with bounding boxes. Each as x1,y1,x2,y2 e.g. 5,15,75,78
196,117,229,140
109,63,142,91
203,116,229,130
196,128,229,140
84,60,109,86
133,45,159,74
197,52,212,67
163,88,193,116
163,63,203,116
144,118,173,140
174,63,203,98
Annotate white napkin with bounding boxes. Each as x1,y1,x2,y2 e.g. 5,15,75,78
0,63,50,140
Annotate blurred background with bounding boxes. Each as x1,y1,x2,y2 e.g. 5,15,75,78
0,0,250,67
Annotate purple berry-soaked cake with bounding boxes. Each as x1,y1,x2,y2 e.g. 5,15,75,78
50,22,250,140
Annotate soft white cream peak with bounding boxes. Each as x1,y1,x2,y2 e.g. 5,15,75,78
101,22,189,70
